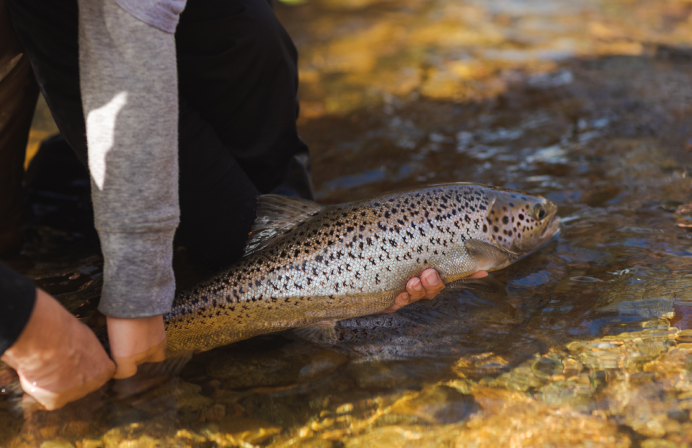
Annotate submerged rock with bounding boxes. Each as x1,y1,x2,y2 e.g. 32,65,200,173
207,353,307,388
457,403,630,448
386,385,480,424
203,418,282,446
343,425,461,448
40,439,75,448
347,360,445,389
299,350,349,381
567,327,673,372
453,353,509,378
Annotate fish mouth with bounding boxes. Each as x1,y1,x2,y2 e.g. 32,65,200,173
512,213,561,261
541,213,561,242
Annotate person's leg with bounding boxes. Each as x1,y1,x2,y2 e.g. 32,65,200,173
0,0,39,255
176,0,313,199
4,0,87,163
175,99,260,267
6,0,261,268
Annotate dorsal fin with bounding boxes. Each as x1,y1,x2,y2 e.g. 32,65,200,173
243,194,325,257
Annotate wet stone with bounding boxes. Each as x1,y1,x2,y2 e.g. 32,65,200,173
603,378,673,438
386,385,480,424
458,402,630,448
76,441,104,448
348,360,444,389
203,418,282,446
531,354,564,380
561,357,584,378
198,403,226,423
41,439,76,448
299,350,349,381
537,377,596,411
676,330,692,344
640,439,684,448
131,381,213,414
567,329,671,372
343,424,461,448
206,352,309,388
469,387,534,415
453,353,509,378
643,348,692,376
491,361,547,391
269,436,334,448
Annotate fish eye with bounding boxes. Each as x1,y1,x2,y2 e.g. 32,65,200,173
533,204,546,221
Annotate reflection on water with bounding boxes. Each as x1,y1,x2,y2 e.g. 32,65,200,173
3,0,692,446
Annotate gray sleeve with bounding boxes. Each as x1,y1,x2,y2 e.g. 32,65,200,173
112,0,186,34
78,0,180,318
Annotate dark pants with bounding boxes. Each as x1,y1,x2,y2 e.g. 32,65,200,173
5,0,312,269
0,0,39,256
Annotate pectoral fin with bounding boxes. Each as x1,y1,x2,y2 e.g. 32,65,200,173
464,239,518,272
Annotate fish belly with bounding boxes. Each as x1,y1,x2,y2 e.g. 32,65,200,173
165,289,398,352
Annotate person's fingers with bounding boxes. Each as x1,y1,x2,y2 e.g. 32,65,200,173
380,291,412,314
378,269,490,314
406,277,427,302
420,269,445,299
20,359,115,410
112,338,166,380
2,289,117,410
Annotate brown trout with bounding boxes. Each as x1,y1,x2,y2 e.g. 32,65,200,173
164,183,560,353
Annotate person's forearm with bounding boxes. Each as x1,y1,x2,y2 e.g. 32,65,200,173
78,0,180,318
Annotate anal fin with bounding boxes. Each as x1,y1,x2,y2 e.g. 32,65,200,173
293,320,338,345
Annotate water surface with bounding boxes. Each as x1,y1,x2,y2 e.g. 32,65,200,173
2,0,692,446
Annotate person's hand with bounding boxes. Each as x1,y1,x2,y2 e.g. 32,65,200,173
381,268,489,313
106,315,166,379
0,288,115,410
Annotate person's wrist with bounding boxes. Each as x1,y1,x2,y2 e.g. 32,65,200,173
1,289,71,370
106,315,167,379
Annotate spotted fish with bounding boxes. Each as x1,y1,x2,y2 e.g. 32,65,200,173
164,183,560,353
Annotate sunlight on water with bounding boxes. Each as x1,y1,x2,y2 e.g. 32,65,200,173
2,0,692,446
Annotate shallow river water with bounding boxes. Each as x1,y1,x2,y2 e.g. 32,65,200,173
3,0,692,447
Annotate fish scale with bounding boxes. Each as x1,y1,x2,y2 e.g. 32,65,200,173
164,183,559,353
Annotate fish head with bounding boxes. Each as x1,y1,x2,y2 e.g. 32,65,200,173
484,189,560,255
